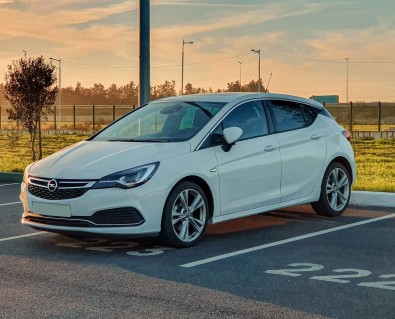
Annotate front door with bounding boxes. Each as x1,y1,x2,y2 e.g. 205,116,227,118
212,100,282,215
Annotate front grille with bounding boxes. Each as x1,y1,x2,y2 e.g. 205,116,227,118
28,176,96,200
24,207,145,228
91,208,144,225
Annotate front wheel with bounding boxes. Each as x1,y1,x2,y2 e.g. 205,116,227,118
160,181,209,248
311,162,351,217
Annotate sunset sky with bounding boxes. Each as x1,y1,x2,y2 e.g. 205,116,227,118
1,0,395,102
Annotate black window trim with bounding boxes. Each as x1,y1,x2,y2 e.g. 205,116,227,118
196,98,275,151
264,99,319,134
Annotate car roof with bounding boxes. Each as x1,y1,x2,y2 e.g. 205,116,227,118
151,92,324,109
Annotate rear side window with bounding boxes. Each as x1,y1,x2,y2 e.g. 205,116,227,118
318,107,334,120
267,100,305,132
301,104,318,126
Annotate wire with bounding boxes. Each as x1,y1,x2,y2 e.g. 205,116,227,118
61,49,395,70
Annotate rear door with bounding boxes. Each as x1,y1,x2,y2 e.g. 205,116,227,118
265,100,327,202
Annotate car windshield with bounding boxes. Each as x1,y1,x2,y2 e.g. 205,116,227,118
91,101,225,142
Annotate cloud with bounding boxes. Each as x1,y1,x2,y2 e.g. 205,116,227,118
306,24,395,62
153,3,322,39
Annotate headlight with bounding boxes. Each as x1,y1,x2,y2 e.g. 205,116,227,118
92,162,159,190
23,163,35,184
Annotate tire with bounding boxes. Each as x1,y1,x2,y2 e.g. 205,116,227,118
311,162,351,217
160,181,209,248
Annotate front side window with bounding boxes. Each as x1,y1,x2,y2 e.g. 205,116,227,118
222,100,269,140
267,100,306,132
92,101,225,142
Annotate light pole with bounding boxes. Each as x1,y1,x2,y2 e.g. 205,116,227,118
238,61,243,92
251,49,261,92
181,39,194,95
345,57,349,103
50,57,61,132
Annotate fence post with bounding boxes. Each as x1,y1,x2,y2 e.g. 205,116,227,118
73,105,76,131
93,105,95,132
349,102,353,133
113,105,115,122
378,101,381,132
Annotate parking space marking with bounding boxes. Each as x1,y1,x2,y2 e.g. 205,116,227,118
0,231,46,242
180,213,395,268
0,202,21,207
0,183,19,187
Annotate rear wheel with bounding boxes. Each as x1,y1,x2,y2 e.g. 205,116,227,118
160,181,209,248
311,162,351,217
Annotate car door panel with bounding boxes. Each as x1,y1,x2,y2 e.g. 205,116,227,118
214,135,281,215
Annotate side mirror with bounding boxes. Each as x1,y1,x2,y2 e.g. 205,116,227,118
222,127,243,152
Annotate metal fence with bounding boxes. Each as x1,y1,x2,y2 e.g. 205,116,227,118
0,105,136,134
1,102,395,138
325,102,395,139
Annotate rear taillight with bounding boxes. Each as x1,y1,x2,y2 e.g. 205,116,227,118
342,130,351,142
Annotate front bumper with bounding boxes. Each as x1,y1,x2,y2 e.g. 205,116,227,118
20,180,168,236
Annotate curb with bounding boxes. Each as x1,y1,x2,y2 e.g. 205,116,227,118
350,191,395,208
0,172,23,183
0,172,394,209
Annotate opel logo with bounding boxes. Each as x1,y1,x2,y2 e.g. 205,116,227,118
47,179,58,192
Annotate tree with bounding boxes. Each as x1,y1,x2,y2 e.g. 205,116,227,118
151,80,177,100
184,82,202,95
226,79,266,93
4,55,58,160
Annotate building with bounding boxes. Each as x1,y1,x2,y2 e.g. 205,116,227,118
309,95,339,104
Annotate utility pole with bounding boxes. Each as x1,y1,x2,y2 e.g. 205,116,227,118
238,61,243,92
50,57,61,132
251,49,261,92
181,39,194,95
139,0,150,105
345,57,349,103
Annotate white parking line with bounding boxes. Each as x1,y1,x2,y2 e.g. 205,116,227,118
0,183,19,187
180,214,395,268
0,232,46,242
0,202,21,207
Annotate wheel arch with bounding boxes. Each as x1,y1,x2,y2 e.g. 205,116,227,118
329,156,354,184
168,176,215,219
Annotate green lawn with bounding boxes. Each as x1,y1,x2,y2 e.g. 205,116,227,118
0,133,394,192
351,139,395,192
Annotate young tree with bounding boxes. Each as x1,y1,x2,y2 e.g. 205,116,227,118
4,55,58,160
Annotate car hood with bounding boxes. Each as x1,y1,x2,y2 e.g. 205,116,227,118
29,140,191,179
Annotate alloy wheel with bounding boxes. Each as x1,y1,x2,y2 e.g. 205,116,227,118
326,167,350,211
171,188,207,243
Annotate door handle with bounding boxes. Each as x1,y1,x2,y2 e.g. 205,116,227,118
311,134,323,140
264,145,276,152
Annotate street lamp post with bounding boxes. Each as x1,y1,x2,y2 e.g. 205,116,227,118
251,49,261,92
50,57,61,132
181,39,194,95
238,61,243,92
345,57,349,103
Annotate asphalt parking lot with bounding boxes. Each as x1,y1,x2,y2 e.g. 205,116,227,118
1,182,394,319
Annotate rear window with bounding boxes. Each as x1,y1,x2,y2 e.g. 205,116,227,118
318,107,334,120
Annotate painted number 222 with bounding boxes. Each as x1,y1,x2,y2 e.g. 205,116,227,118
265,263,395,291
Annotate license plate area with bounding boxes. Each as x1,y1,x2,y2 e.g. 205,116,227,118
32,202,72,217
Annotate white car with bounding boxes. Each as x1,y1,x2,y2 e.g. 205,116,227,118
20,93,356,247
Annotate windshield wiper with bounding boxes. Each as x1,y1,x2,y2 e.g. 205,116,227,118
108,138,141,142
108,138,177,143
